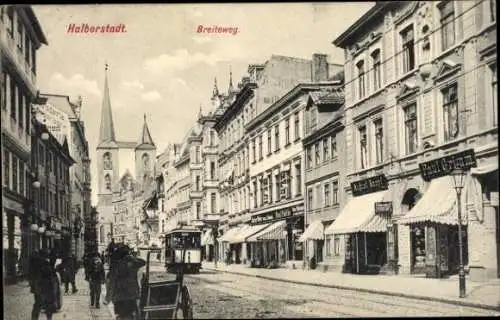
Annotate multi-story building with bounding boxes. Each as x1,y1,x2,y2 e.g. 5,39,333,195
328,1,498,280
31,118,75,260
215,54,343,267
164,143,182,231
1,5,48,283
300,83,345,271
33,93,91,263
96,66,157,252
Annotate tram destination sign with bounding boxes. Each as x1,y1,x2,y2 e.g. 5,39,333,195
351,174,389,197
419,149,477,182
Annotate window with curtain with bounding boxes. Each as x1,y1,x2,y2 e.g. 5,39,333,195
258,135,263,160
295,164,302,196
439,1,455,51
357,60,366,99
307,146,312,169
332,180,339,205
274,124,280,151
331,134,337,159
372,49,382,91
294,112,300,141
374,119,384,164
442,84,459,141
324,183,331,207
359,126,368,169
285,117,290,145
334,235,341,256
281,171,290,200
267,129,272,155
404,103,418,154
12,155,18,193
400,25,415,73
3,149,10,187
315,142,321,165
323,137,330,161
307,188,313,211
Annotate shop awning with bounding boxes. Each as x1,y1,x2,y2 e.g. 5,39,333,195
219,225,243,242
298,220,324,242
229,223,270,244
247,220,287,242
471,163,498,175
397,176,468,226
325,190,389,235
201,229,213,246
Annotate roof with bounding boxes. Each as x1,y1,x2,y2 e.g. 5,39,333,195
117,141,137,149
136,114,156,150
332,2,390,47
308,90,345,106
39,94,76,118
22,6,48,45
98,67,117,145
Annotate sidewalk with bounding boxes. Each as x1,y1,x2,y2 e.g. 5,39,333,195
4,268,114,319
202,261,500,311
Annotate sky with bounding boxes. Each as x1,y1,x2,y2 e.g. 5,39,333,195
32,3,374,205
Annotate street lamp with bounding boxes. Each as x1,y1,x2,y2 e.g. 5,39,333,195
450,168,467,298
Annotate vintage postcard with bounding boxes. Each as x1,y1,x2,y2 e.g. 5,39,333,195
1,2,499,319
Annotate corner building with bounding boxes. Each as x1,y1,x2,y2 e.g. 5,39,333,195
328,1,498,280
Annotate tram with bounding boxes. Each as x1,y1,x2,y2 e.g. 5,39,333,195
164,226,202,274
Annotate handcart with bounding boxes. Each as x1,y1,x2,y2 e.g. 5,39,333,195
139,244,193,319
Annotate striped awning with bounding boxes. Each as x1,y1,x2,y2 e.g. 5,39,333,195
357,213,388,233
247,220,287,242
298,220,324,242
201,229,214,246
219,225,244,242
230,223,271,244
325,190,389,235
398,176,469,226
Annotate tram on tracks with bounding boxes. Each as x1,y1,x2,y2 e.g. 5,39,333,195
164,226,202,274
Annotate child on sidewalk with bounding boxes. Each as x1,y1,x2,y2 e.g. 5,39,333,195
86,253,105,308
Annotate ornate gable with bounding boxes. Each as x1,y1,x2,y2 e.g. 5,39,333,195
396,82,419,101
433,60,462,83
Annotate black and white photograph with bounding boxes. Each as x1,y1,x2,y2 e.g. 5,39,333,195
1,2,499,319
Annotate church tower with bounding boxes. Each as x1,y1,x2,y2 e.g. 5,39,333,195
96,64,119,207
135,114,156,193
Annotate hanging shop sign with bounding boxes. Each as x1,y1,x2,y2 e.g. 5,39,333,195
374,202,393,215
419,148,477,182
351,174,388,197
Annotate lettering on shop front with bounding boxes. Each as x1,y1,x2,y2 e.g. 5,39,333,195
419,149,477,181
250,208,293,224
351,174,388,197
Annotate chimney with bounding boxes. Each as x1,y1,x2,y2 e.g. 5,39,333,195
312,53,329,82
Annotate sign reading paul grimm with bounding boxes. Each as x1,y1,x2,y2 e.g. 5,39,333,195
419,148,477,182
351,174,389,197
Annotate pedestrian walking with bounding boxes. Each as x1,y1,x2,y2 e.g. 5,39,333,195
103,243,120,306
86,252,106,308
110,244,146,320
57,254,78,294
29,249,59,320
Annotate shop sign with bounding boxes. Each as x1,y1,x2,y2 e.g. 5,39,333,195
419,149,477,182
374,202,393,215
251,207,299,224
351,175,388,197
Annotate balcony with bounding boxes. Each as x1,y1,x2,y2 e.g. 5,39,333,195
0,24,37,93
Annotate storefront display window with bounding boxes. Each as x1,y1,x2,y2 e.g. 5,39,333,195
411,225,426,273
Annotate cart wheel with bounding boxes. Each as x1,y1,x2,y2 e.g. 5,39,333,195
177,285,193,319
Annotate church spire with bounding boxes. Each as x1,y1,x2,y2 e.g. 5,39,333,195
228,66,233,93
212,77,219,98
137,113,156,149
98,62,117,145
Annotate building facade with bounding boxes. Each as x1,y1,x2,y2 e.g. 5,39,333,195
214,54,344,267
95,66,157,252
328,1,498,280
300,84,346,271
34,93,92,263
1,5,48,283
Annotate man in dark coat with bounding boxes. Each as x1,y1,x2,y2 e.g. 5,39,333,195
110,244,146,319
86,252,106,308
30,249,59,320
56,254,78,294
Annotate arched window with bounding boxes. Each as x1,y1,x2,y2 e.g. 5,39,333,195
103,152,112,170
142,153,150,171
104,174,111,191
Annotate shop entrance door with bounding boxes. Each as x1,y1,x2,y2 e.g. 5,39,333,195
316,240,324,263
